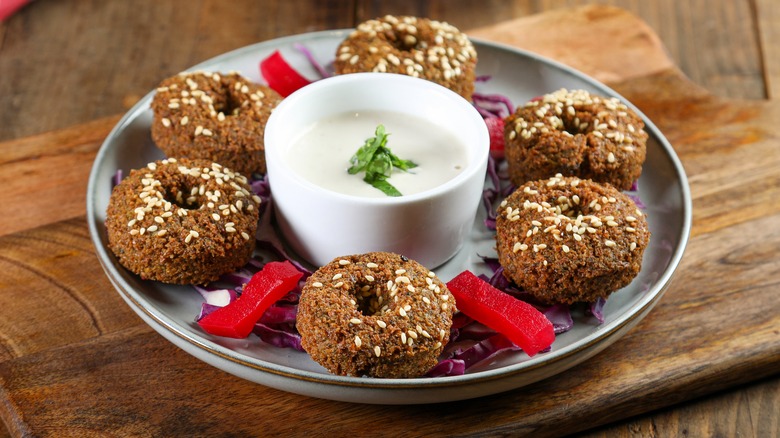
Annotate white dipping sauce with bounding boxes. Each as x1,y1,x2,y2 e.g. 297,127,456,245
286,110,469,198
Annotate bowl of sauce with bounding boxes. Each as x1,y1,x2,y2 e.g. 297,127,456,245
264,73,489,268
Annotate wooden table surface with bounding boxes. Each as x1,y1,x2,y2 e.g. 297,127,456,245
1,1,778,437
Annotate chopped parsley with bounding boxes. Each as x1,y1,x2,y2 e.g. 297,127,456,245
347,124,417,197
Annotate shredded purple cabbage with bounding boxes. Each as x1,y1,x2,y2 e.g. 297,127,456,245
626,193,646,209
252,323,303,351
196,302,220,321
472,92,514,118
587,297,606,324
259,304,298,324
544,304,574,334
449,334,520,369
112,169,123,187
481,155,501,230
426,358,466,377
431,333,521,377
293,43,332,79
453,322,496,342
626,180,646,208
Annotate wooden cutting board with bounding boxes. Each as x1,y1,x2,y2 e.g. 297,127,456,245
0,5,778,436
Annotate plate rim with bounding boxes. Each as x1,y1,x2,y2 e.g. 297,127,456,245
86,29,693,396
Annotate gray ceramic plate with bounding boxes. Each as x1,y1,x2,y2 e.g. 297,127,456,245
86,30,692,404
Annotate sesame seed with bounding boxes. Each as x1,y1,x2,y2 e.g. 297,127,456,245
333,281,344,288
374,346,381,357
376,320,387,328
350,318,362,325
312,282,323,288
240,232,250,240
366,262,378,268
607,152,616,163
398,307,407,317
605,239,617,247
354,336,362,348
562,244,570,253
332,273,343,280
630,242,637,251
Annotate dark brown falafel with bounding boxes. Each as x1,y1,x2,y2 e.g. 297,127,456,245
504,88,648,190
150,71,282,176
106,157,260,285
333,15,478,100
495,174,650,305
296,252,455,378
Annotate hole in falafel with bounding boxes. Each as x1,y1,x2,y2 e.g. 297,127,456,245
162,176,203,210
354,284,387,317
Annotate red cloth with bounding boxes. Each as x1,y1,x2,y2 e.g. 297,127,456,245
0,0,31,22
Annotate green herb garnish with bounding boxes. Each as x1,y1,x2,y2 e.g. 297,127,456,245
347,124,417,197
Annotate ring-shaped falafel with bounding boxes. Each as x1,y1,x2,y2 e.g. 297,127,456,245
106,157,261,285
333,15,478,100
296,252,456,378
504,88,648,190
495,174,650,305
150,71,282,176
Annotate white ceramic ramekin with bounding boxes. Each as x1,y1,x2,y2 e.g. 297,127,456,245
264,72,489,268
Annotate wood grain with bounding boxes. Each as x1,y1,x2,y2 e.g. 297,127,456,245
0,0,773,142
0,0,356,142
757,0,780,98
583,375,780,437
0,116,119,238
0,208,777,435
0,218,140,362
